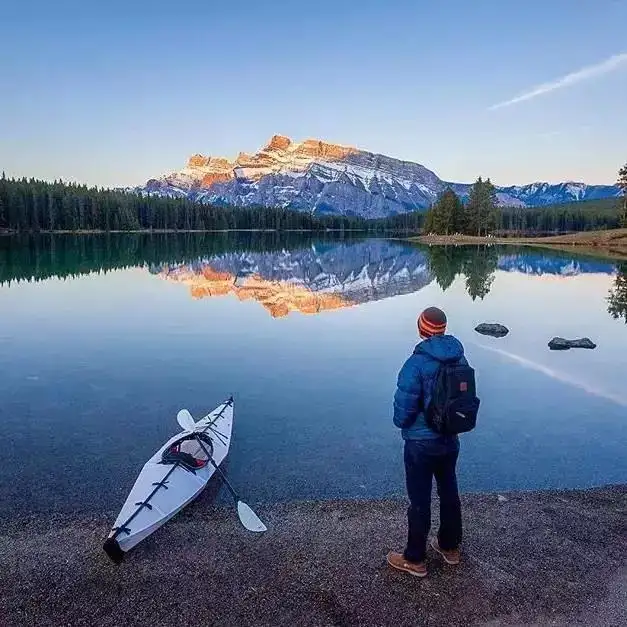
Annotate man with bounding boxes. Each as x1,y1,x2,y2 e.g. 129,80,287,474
387,306,466,578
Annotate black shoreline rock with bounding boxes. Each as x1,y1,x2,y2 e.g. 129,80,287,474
548,337,597,351
475,323,509,338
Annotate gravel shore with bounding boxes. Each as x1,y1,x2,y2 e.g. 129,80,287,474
1,485,625,627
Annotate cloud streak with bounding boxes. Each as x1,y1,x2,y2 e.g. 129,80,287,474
489,52,627,110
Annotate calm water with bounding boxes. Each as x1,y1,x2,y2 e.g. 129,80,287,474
1,233,626,520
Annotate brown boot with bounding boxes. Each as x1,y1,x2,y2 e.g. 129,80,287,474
430,537,460,565
386,551,427,578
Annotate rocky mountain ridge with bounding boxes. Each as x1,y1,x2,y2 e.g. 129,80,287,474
140,135,620,219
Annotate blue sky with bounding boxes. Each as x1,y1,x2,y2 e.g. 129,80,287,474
2,0,626,187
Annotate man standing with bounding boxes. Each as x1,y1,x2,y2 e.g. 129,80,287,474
387,306,470,578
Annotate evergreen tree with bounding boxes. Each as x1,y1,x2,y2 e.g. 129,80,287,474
499,198,621,234
618,163,627,228
484,178,500,234
464,177,482,235
0,174,623,236
423,189,464,235
0,172,6,229
423,203,436,234
465,178,499,236
0,176,373,233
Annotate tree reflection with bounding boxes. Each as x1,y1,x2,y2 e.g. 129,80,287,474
608,263,627,324
463,246,499,301
426,245,498,301
0,232,327,285
425,246,465,291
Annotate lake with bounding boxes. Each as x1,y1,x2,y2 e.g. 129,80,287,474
1,233,626,521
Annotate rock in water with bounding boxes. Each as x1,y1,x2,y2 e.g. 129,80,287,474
548,337,597,351
475,323,509,338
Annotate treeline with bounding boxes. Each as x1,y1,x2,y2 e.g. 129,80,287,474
499,198,621,234
422,178,624,236
369,211,425,233
618,162,627,227
1,169,626,237
0,175,366,233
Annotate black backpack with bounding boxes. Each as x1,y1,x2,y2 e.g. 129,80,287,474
426,360,480,435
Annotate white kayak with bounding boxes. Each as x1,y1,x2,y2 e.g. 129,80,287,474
104,397,264,563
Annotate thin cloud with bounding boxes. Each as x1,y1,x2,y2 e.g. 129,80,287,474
489,52,627,110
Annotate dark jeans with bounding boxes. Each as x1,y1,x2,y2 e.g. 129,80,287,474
403,439,462,563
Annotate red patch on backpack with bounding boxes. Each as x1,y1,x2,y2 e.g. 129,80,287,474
460,381,468,392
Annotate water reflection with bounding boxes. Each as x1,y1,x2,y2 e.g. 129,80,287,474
426,245,498,300
1,233,625,516
152,241,432,317
0,233,621,319
153,242,618,316
607,262,627,323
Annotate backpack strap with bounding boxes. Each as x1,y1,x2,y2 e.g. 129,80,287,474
417,353,456,411
419,354,462,413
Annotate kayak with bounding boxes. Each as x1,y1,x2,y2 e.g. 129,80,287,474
103,398,234,563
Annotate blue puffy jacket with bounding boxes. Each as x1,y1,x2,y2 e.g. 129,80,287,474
393,334,467,441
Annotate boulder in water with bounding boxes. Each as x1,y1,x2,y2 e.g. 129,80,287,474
475,323,509,338
548,337,597,351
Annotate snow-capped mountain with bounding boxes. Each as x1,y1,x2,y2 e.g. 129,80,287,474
497,182,620,207
139,135,620,219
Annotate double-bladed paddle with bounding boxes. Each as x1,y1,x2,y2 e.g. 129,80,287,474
176,409,267,533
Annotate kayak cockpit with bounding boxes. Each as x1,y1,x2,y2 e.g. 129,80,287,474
161,432,214,472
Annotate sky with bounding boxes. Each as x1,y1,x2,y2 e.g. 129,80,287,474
1,0,626,188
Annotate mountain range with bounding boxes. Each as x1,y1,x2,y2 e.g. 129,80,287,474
140,135,620,219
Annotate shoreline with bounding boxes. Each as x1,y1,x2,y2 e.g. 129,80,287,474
407,229,627,260
1,485,625,626
0,228,369,236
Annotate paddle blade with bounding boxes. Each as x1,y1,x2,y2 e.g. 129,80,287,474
237,501,267,533
177,409,196,432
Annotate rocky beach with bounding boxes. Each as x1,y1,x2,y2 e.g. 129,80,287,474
1,485,625,626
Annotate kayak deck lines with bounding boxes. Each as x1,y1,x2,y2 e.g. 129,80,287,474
104,397,236,563
110,460,182,539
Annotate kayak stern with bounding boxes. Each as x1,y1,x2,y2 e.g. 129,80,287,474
103,537,125,564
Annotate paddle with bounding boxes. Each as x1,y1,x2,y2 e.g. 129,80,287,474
177,409,196,432
177,408,267,533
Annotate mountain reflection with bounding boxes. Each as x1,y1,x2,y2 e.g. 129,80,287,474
152,241,432,317
0,234,620,320
151,240,618,317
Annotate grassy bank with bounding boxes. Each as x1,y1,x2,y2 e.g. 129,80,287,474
409,229,627,260
1,486,625,626
410,228,627,247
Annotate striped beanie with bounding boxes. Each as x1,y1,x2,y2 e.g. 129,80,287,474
418,307,447,338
